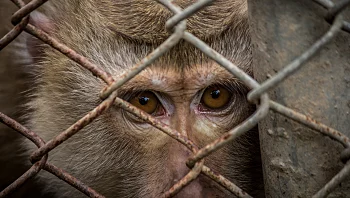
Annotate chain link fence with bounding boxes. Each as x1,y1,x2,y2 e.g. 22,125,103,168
0,0,349,197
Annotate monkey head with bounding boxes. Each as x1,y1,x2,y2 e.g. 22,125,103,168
2,0,264,197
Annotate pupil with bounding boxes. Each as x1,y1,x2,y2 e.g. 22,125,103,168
139,97,149,105
211,89,220,99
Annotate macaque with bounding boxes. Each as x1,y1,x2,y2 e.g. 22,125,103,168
0,0,264,197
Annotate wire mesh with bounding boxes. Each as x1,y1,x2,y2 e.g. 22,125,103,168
0,0,349,197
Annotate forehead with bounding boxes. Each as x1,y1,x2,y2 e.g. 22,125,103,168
118,60,243,94
108,38,252,95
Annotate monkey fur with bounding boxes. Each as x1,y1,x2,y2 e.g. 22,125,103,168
0,0,264,197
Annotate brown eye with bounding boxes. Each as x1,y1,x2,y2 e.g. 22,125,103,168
129,91,160,114
201,85,231,109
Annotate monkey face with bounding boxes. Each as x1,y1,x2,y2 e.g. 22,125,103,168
110,64,259,197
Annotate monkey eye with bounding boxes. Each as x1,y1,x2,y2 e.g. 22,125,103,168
200,85,231,110
129,91,164,116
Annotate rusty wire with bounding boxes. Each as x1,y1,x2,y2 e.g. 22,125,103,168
0,0,349,198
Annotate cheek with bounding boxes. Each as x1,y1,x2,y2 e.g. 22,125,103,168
193,118,219,135
112,112,171,149
191,117,224,146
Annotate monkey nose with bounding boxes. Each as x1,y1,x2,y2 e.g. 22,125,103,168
167,142,203,197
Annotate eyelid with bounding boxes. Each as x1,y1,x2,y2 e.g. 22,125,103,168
119,90,153,101
217,81,248,96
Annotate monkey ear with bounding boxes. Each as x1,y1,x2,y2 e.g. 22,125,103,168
26,11,55,59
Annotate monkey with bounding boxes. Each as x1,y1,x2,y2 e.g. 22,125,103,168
0,0,264,197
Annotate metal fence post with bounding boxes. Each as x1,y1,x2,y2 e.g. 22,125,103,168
248,0,350,197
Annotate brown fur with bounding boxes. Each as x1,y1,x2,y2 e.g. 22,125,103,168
0,1,263,197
